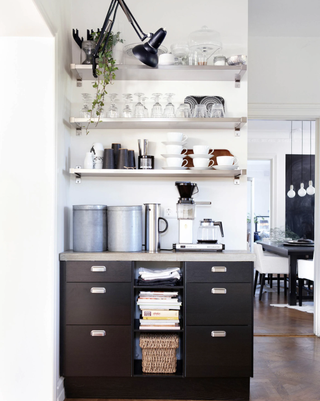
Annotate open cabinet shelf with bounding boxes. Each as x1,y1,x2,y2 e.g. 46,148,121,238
70,168,246,181
71,63,247,85
70,117,247,131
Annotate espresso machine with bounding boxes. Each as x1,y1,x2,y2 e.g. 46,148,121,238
174,181,225,252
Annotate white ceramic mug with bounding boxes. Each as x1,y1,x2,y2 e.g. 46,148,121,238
193,145,214,155
167,132,188,142
166,145,187,155
193,158,214,168
167,158,188,168
216,156,238,166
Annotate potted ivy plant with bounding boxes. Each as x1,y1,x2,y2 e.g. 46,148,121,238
84,31,124,135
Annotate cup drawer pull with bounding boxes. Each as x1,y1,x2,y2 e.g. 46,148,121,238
211,288,227,294
90,330,106,337
90,287,106,294
211,266,227,273
211,331,226,337
91,266,106,272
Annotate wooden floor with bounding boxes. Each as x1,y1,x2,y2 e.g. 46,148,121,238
66,286,319,401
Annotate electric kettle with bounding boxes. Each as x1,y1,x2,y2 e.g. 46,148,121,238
197,219,224,243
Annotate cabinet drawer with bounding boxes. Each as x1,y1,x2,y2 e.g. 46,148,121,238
186,283,252,325
186,326,252,377
65,283,131,325
62,325,131,377
65,261,132,282
186,262,253,283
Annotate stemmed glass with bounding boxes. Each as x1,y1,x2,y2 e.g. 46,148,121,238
80,93,92,118
142,96,149,117
107,93,119,118
151,93,163,118
134,92,145,118
122,93,133,118
163,93,175,117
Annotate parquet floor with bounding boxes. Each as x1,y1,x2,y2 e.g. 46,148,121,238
66,286,320,401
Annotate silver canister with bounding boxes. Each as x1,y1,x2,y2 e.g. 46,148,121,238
73,205,107,252
107,205,142,252
144,203,168,253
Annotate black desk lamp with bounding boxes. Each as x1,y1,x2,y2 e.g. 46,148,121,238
92,0,167,77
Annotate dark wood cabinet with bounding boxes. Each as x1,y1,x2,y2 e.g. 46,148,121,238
186,282,252,325
60,258,253,400
186,325,253,377
62,325,131,377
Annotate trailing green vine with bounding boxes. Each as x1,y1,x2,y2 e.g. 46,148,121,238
84,31,123,135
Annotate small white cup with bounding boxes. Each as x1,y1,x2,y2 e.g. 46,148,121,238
166,145,187,155
216,156,237,166
193,158,214,168
193,145,214,155
167,132,188,142
167,158,188,167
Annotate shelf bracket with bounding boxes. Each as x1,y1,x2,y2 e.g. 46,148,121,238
76,124,82,136
75,172,82,184
234,125,241,136
75,166,82,184
234,173,241,185
77,78,82,87
235,73,241,88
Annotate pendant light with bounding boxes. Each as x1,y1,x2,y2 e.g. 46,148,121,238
298,121,307,197
307,121,315,195
287,121,296,198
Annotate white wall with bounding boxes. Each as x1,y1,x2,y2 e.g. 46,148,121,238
0,37,56,401
69,0,248,250
0,0,72,400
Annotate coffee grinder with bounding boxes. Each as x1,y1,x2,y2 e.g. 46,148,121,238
174,181,225,252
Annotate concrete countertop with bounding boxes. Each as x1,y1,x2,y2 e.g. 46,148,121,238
60,250,255,262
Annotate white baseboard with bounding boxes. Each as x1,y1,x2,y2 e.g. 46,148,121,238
56,377,65,401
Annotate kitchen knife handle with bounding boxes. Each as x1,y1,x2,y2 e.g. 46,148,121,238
211,266,227,273
91,266,106,272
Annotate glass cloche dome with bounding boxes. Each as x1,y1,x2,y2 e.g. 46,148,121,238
188,26,222,64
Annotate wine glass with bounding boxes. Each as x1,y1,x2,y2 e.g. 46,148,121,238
142,96,149,117
80,93,92,118
122,93,133,118
163,93,175,117
134,92,145,118
107,93,119,118
151,93,163,118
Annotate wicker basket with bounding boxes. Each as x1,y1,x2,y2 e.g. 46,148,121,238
140,334,179,374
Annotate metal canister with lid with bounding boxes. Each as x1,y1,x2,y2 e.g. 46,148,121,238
73,205,108,252
107,205,142,252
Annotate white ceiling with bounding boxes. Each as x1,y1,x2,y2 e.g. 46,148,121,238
249,0,320,37
0,0,52,37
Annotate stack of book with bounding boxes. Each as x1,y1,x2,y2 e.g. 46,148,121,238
137,291,181,330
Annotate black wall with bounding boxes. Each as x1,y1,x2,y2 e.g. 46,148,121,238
285,154,315,240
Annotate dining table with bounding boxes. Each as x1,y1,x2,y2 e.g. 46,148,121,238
257,240,314,305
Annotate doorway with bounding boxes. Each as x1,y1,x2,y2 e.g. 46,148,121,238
248,119,315,335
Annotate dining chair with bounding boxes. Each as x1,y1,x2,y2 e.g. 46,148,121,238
297,259,314,306
253,243,289,300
